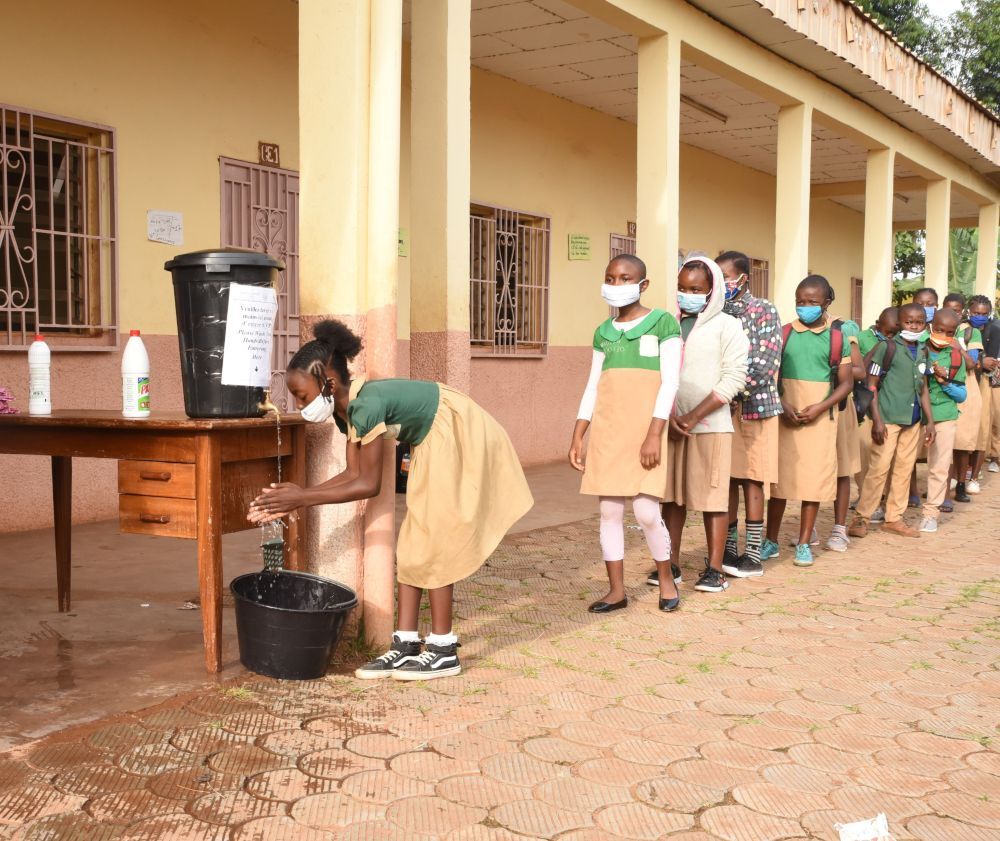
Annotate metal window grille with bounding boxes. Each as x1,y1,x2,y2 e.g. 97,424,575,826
749,257,769,299
470,203,550,356
609,233,636,259
851,277,863,323
220,158,300,410
1,105,118,349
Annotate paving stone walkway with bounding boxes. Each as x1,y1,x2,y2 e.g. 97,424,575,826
1,483,998,840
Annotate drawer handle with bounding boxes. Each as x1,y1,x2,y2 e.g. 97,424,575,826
139,513,171,524
139,470,172,482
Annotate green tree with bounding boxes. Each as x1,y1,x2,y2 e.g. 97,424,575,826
949,0,1000,112
894,230,925,278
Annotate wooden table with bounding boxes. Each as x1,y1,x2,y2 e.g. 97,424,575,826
0,411,306,672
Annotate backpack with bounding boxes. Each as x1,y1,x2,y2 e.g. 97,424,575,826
780,320,844,419
857,337,897,422
932,344,963,383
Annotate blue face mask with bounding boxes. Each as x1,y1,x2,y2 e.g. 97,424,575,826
969,314,989,329
796,305,823,325
678,292,708,313
923,305,937,322
873,329,886,341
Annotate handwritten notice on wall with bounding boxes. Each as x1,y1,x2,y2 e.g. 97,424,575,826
146,210,184,245
221,283,278,388
568,233,591,261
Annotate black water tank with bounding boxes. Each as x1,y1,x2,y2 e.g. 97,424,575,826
166,248,284,418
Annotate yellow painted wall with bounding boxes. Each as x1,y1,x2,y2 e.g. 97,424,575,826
809,199,867,320
2,0,298,337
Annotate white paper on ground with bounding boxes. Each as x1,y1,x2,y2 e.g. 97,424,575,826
221,283,278,388
835,814,892,841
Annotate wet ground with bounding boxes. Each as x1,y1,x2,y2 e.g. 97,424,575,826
0,464,997,840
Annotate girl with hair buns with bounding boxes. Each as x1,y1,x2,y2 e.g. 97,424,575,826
249,319,533,681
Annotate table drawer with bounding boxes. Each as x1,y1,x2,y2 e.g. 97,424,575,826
119,494,196,538
118,460,195,498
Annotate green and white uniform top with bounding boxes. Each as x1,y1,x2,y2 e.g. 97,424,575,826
577,309,682,420
925,344,967,423
334,378,441,446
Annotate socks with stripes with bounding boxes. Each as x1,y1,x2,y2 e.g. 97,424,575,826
745,520,764,563
725,521,739,557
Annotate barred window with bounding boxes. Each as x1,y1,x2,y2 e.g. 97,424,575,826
1,105,117,348
469,203,550,356
609,233,635,260
749,257,769,300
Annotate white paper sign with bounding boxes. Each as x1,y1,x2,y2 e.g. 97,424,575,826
221,283,278,388
835,814,892,841
147,210,184,245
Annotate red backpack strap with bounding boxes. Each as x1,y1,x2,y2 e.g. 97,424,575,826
829,322,844,370
949,346,962,381
781,322,792,349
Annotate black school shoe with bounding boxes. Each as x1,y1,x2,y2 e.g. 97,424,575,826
393,642,462,681
954,483,972,503
355,634,423,679
694,566,729,593
645,564,683,586
588,597,628,613
722,554,764,578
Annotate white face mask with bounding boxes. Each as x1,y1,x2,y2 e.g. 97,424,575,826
602,282,643,308
300,393,335,423
899,329,923,342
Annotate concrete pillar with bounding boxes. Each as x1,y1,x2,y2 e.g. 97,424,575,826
409,0,471,392
861,148,895,326
773,103,812,321
975,203,999,301
925,178,951,302
636,32,680,309
362,0,403,644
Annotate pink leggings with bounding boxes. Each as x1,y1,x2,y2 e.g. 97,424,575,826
599,494,671,562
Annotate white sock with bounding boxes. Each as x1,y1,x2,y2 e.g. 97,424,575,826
394,630,420,643
425,632,458,647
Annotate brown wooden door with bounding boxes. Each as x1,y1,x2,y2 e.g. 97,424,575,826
220,157,300,410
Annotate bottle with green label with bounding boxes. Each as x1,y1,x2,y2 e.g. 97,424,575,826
122,329,150,418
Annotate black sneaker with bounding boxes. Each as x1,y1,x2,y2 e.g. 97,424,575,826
354,635,422,679
722,554,764,578
954,483,971,503
392,642,461,681
646,564,682,586
694,566,729,593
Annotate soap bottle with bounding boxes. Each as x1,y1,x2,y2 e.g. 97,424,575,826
122,330,151,418
28,334,51,415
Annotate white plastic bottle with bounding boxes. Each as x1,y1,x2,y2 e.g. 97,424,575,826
28,334,51,415
122,329,151,418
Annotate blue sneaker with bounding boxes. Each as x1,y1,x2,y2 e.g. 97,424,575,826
794,544,814,567
759,539,780,561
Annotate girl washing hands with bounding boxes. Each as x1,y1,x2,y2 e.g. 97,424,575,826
249,320,533,680
569,254,683,613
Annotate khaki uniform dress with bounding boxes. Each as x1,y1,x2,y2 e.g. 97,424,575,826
338,378,533,590
772,320,852,503
581,310,681,498
954,327,984,451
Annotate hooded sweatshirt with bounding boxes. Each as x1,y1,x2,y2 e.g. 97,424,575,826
674,257,750,434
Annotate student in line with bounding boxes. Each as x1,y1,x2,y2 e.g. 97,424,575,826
967,296,995,482
661,256,749,593
855,307,900,515
920,307,967,533
249,320,533,680
942,293,982,503
907,287,941,509
714,250,783,580
850,304,935,539
762,275,853,567
829,318,866,551
570,255,683,613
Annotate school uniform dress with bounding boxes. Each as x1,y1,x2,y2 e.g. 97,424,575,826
954,327,983,452
723,291,782,487
855,337,927,524
337,378,533,590
772,320,851,504
856,326,885,489
580,310,681,498
924,348,966,519
834,320,862,479
664,277,749,512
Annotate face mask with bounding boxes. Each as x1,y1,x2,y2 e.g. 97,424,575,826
602,282,643,308
796,305,823,325
923,306,937,322
724,274,745,301
678,292,709,313
900,329,923,342
928,333,952,349
873,329,886,341
300,392,335,423
970,314,990,329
